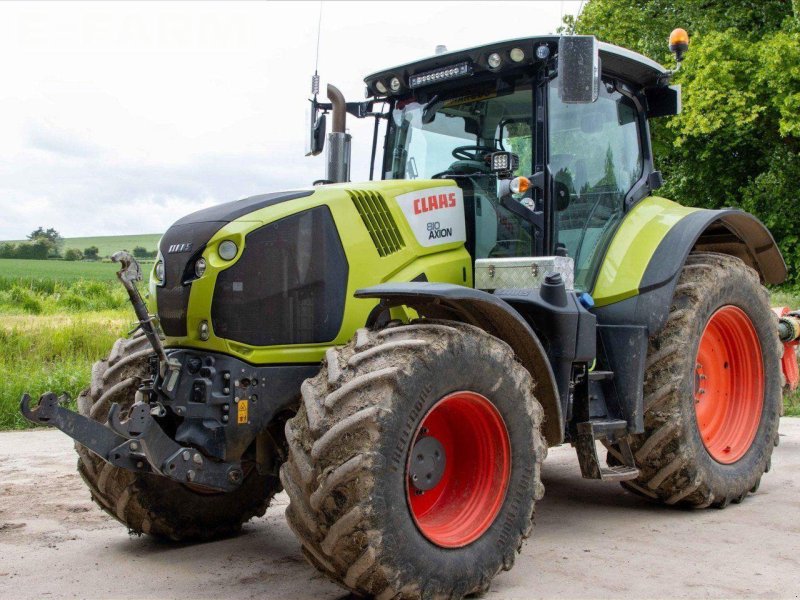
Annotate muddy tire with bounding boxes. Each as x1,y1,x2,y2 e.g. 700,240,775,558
75,333,283,540
281,321,546,599
609,252,782,507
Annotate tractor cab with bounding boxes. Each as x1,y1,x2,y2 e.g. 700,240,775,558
364,36,678,291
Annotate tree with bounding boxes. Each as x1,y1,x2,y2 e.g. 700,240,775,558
132,246,150,259
64,248,83,261
26,227,62,258
84,246,100,260
27,227,63,247
570,0,800,284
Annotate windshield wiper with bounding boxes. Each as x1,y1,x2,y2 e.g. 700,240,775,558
421,95,441,124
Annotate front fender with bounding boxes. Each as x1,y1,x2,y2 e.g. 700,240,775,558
355,283,564,446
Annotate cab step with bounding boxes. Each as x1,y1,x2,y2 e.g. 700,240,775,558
588,370,614,382
597,464,640,481
574,418,639,482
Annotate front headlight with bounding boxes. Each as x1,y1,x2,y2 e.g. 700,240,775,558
194,257,207,278
154,255,165,285
218,240,238,261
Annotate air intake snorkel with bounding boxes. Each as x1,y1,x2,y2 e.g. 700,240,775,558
326,84,351,183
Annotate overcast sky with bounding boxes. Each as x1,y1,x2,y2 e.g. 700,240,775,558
0,0,583,240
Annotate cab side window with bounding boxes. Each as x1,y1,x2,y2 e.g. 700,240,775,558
548,79,642,290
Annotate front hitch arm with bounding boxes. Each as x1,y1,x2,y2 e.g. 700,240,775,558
20,392,151,474
20,392,243,492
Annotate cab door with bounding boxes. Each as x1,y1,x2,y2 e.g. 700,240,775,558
547,78,644,292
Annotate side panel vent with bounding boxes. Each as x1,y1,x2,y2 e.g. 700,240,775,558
348,190,406,257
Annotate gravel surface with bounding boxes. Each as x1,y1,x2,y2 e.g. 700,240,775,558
1,419,798,599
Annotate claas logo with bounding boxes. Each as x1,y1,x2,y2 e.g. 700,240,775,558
413,192,457,215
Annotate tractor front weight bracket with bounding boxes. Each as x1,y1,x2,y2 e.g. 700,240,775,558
20,392,244,492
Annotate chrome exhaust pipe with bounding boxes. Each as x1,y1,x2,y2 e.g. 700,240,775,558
326,84,351,183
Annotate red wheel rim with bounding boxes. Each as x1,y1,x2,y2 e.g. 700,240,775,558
406,391,511,548
694,306,764,464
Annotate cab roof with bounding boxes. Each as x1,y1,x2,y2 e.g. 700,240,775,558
364,35,668,98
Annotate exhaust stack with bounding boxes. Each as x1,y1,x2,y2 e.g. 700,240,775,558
326,84,351,183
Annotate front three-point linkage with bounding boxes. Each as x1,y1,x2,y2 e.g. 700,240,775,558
20,392,243,491
19,251,243,492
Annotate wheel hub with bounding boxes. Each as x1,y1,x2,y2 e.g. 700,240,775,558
694,305,764,464
409,436,446,491
405,391,511,548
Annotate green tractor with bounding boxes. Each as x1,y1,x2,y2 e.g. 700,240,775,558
22,32,800,598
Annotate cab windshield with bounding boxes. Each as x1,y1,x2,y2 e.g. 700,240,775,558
384,81,535,258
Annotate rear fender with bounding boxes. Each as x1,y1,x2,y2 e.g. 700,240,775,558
593,198,787,334
355,283,564,446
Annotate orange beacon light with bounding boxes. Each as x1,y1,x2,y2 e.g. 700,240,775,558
669,28,690,62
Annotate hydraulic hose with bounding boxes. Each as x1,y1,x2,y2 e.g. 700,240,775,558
778,314,800,343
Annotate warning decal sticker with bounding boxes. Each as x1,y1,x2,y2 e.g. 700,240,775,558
237,399,249,424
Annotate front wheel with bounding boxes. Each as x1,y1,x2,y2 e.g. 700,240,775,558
280,321,547,598
610,253,782,507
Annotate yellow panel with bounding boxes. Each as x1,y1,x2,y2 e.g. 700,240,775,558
164,180,472,364
591,197,699,307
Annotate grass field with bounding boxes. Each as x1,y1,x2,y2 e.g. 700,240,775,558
0,257,797,429
0,258,121,283
0,312,130,429
0,259,132,315
4,233,162,258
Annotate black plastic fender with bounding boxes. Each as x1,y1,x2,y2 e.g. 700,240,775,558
594,208,787,335
355,282,564,446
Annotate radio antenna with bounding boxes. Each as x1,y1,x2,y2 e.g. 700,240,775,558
311,1,323,97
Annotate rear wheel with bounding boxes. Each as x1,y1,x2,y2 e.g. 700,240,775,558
610,253,782,507
75,334,284,540
281,321,546,598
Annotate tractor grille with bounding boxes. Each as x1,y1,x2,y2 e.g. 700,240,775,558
155,190,313,338
348,190,405,257
211,206,348,346
157,221,226,337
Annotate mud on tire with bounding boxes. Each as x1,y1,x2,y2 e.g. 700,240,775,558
75,333,283,540
280,320,547,599
608,252,782,508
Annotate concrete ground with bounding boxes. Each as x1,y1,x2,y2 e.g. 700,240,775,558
1,419,798,600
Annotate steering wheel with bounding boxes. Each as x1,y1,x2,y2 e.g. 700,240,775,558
452,145,496,161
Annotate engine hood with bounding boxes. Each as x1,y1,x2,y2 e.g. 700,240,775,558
156,190,313,336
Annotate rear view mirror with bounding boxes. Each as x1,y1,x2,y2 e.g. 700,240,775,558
558,36,600,104
305,99,327,157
